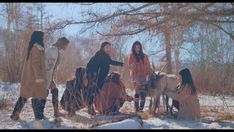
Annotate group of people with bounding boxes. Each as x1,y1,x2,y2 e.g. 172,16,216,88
10,30,200,121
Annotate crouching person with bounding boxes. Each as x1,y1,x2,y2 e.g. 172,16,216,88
164,68,200,121
94,72,134,115
60,67,88,116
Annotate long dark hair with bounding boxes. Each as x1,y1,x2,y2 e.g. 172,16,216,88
179,68,197,95
74,67,87,89
131,41,145,63
27,31,44,60
96,41,111,56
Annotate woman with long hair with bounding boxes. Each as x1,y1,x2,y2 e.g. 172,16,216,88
86,42,124,115
164,68,200,120
128,41,152,112
10,31,48,121
60,67,88,116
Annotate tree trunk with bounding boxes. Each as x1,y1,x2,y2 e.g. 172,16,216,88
174,30,184,75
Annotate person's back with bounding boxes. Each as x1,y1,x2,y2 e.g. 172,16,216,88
60,79,84,115
94,81,122,114
60,67,88,116
45,45,59,89
94,72,133,115
177,85,200,120
164,68,200,121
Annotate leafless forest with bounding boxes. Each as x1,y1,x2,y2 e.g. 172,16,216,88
0,3,233,96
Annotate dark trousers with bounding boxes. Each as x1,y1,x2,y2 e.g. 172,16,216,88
86,72,98,105
171,99,180,111
49,84,59,117
11,96,46,120
50,88,59,106
134,83,147,112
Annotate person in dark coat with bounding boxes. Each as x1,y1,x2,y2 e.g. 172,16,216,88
60,67,88,116
86,42,124,115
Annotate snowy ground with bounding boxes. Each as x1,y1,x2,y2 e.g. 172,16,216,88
0,82,234,129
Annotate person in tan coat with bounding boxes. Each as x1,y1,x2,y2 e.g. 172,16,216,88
164,68,200,121
94,72,133,115
10,31,48,121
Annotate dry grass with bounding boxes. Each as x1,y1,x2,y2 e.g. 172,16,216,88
200,106,234,122
0,91,14,111
0,98,12,110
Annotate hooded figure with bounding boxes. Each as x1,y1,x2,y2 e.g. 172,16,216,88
86,42,124,115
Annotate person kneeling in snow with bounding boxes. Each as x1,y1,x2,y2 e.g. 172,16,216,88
94,72,134,115
163,68,200,121
60,67,88,116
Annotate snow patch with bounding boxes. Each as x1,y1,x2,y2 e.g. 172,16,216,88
95,117,142,129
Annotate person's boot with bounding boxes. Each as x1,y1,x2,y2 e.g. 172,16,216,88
32,99,45,120
10,97,27,121
88,104,96,115
139,92,146,112
51,88,62,118
37,99,45,120
41,99,48,119
53,103,63,118
87,92,96,115
31,99,40,120
134,94,140,112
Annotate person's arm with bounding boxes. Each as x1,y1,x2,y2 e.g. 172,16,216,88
31,46,45,83
165,86,191,101
128,55,136,79
144,54,153,74
128,54,136,69
45,48,57,71
109,58,124,66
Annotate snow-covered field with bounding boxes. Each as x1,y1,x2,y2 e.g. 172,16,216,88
0,82,234,129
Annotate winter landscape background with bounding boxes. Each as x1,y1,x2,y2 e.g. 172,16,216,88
0,3,233,129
